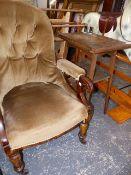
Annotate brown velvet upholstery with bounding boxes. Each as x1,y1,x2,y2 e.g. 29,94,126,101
0,1,88,150
2,82,87,149
0,0,71,106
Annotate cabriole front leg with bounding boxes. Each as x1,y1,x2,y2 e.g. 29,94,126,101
0,109,28,174
77,75,94,144
79,119,89,144
8,150,27,174
79,104,93,145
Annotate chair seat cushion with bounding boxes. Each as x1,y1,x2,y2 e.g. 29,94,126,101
2,82,87,149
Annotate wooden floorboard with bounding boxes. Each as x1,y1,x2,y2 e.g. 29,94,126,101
96,80,131,123
107,106,131,123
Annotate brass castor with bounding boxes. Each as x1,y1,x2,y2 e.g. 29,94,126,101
78,122,88,144
14,162,28,175
78,132,87,144
19,169,29,175
10,151,28,175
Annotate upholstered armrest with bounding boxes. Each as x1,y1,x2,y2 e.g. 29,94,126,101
0,109,9,147
57,59,93,103
57,59,86,80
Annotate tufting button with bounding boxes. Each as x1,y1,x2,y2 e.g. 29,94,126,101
34,24,37,29
16,24,21,30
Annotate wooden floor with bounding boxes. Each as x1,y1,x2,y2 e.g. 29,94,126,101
96,80,131,124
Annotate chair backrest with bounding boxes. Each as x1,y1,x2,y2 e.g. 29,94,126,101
0,1,64,104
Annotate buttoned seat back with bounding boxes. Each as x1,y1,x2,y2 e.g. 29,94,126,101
0,0,65,104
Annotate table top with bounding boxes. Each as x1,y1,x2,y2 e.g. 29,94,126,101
58,32,131,54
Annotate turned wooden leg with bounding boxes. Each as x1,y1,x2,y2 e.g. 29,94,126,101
88,103,94,122
79,121,89,144
8,150,28,174
79,103,94,144
0,110,28,174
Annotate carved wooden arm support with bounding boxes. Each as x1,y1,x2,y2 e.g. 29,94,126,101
77,75,94,121
77,75,94,105
0,109,9,147
57,59,94,106
57,58,93,98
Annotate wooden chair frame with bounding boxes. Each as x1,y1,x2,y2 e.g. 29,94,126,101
0,75,93,174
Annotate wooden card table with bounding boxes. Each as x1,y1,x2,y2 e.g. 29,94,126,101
58,32,131,114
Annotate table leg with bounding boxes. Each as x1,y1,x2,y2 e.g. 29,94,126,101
88,54,97,80
63,42,69,59
73,48,80,63
104,52,116,113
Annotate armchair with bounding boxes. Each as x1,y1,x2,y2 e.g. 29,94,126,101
0,1,93,174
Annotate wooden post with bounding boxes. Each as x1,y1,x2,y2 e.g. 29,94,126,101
104,52,116,113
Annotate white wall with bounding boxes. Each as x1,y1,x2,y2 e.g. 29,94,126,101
37,0,47,8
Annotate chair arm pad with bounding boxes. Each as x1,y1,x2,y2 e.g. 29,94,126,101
57,59,86,80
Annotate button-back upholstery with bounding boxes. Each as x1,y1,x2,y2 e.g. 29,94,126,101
0,1,90,151
0,0,67,105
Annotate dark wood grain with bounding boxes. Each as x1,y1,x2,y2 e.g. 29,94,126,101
58,33,131,54
77,75,94,144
